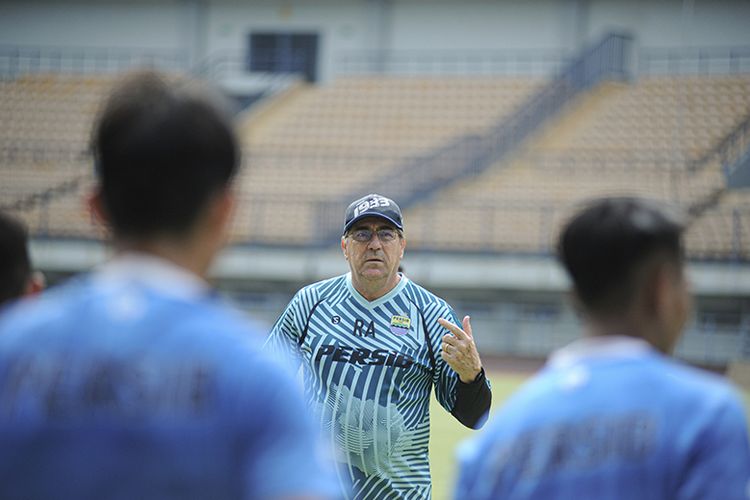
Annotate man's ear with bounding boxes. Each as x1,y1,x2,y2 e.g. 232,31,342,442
648,264,674,321
341,236,348,260
648,263,688,354
197,189,235,250
87,188,108,227
25,271,45,296
86,188,112,238
399,235,406,259
212,189,235,233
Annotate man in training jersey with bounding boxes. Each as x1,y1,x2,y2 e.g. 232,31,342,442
265,193,492,499
0,71,338,500
455,197,750,500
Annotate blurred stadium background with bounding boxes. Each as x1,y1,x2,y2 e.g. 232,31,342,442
1,1,749,495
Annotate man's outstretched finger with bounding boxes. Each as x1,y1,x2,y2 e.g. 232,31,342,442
462,315,473,339
438,318,469,340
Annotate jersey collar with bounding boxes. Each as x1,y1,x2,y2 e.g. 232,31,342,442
345,272,408,309
547,335,655,370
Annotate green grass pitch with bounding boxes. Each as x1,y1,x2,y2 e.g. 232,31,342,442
428,370,750,500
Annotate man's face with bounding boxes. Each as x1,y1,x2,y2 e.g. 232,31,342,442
341,217,405,283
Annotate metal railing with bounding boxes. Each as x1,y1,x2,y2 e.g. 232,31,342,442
336,48,571,77
689,114,750,173
684,113,750,215
0,45,188,80
193,50,252,81
0,141,89,165
1,42,748,81
336,45,750,78
639,46,750,75
727,147,750,188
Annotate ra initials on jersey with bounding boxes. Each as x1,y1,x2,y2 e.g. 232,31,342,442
351,319,375,337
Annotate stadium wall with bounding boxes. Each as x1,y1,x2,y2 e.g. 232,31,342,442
0,1,184,50
586,0,750,48
2,1,750,81
29,240,750,369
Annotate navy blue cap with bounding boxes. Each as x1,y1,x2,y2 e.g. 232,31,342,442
343,194,403,235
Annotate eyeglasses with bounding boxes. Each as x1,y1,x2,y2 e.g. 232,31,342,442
348,228,400,243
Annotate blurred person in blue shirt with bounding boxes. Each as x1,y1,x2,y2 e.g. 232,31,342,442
0,70,339,500
455,197,750,500
0,210,44,310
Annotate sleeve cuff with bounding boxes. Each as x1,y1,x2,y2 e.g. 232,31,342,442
458,367,486,386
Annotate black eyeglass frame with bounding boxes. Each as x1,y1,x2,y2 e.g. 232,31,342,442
346,227,403,243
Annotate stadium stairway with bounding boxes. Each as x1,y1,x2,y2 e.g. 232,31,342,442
403,75,750,258
403,82,634,252
523,81,628,151
728,147,750,188
231,75,544,244
317,33,634,241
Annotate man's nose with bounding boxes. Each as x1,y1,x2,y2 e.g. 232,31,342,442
367,234,383,249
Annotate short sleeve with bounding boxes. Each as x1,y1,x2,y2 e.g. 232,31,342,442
677,391,750,500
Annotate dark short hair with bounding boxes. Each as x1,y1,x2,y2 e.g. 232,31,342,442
557,197,685,316
0,211,31,306
92,71,239,238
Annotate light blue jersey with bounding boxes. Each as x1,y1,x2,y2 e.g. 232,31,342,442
455,336,750,500
0,255,338,500
265,273,472,499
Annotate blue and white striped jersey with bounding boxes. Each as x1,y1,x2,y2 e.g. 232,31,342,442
265,273,465,499
0,255,339,500
455,336,750,500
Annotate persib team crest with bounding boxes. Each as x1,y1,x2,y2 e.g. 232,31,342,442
390,315,411,336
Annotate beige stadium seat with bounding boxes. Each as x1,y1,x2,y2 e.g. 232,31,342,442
403,75,750,255
4,71,749,258
236,75,542,243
